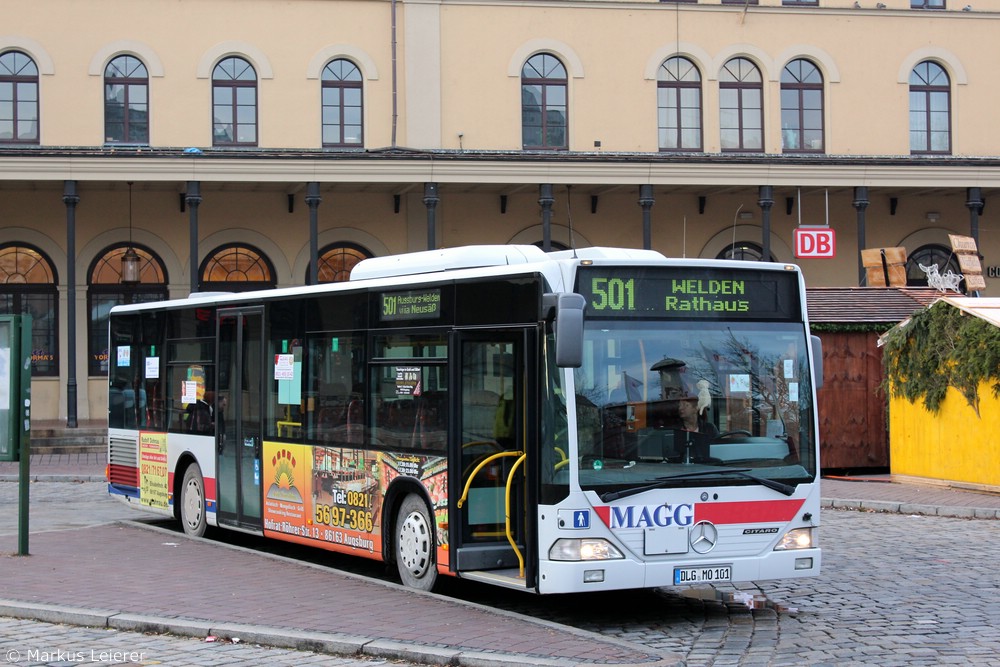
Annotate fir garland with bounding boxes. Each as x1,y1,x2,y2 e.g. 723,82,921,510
881,301,1000,416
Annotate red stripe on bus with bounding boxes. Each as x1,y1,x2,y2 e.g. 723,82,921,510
694,499,804,525
594,506,610,527
204,476,216,501
109,464,139,487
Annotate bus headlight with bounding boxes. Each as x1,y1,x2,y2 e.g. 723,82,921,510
549,538,624,561
774,527,814,551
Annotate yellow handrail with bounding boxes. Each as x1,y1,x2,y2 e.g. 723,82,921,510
456,450,523,509
553,446,569,471
505,453,527,578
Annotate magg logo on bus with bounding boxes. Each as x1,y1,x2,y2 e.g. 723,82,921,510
594,503,694,529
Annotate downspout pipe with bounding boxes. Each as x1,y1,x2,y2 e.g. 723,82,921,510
391,0,397,148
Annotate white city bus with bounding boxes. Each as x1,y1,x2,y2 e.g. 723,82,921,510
108,244,821,593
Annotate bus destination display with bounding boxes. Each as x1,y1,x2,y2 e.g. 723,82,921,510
380,288,442,321
576,266,799,320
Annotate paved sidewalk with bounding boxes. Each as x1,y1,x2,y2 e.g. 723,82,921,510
820,474,1000,519
2,452,999,667
1,522,674,667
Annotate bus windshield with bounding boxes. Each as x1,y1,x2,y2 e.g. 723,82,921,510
573,320,816,493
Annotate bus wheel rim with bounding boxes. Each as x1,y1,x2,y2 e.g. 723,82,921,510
183,478,203,530
399,511,431,576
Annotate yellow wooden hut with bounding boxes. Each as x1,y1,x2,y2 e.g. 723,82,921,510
882,297,1000,491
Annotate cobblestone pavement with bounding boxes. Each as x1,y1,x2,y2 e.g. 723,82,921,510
0,617,413,667
592,509,1000,666
3,481,1000,666
418,508,1000,667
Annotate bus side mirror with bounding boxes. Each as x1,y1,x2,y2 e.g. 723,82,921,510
545,293,585,368
811,335,823,390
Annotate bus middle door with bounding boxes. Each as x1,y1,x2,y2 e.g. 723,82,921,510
450,330,535,583
216,307,265,532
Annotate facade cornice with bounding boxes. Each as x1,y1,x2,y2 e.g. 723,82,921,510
411,0,999,19
1,149,998,188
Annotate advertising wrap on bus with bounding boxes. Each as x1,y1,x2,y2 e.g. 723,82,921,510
261,441,447,563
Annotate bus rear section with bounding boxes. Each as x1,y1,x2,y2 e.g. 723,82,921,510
532,260,821,593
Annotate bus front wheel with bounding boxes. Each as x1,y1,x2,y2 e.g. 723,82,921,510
180,463,208,538
396,494,437,591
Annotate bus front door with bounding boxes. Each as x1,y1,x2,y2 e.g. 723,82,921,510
450,331,535,584
216,308,264,531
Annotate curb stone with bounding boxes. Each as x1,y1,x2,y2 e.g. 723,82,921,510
821,497,1000,519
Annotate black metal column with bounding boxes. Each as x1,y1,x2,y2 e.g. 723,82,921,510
966,187,983,248
758,186,774,262
423,183,439,250
539,184,554,252
639,185,654,250
186,182,202,294
63,181,79,428
853,186,870,285
306,182,322,285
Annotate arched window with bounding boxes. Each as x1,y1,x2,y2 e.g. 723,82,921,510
781,59,824,153
212,57,257,146
199,244,275,292
533,240,569,252
104,55,149,144
0,244,58,376
310,243,371,283
658,57,702,152
322,59,363,147
0,50,39,144
905,244,961,287
719,57,763,152
88,245,168,375
521,53,567,150
910,61,950,154
716,241,775,262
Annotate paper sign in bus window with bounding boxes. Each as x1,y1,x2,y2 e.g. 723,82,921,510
395,366,421,396
274,354,295,380
728,374,750,393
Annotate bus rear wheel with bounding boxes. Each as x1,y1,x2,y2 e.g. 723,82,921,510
180,463,208,538
396,494,437,591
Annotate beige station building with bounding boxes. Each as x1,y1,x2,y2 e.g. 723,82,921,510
2,0,997,425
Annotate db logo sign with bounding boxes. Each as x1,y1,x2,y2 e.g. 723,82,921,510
794,227,836,258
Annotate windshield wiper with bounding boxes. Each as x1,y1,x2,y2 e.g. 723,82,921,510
600,468,797,502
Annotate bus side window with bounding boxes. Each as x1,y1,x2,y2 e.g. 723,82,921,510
414,390,447,450
309,333,365,444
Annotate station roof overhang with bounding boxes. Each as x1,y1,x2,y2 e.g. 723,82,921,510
0,147,997,201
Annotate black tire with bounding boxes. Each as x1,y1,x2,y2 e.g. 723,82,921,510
180,463,208,538
395,494,437,591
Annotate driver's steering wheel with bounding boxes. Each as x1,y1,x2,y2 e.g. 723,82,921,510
718,429,752,438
